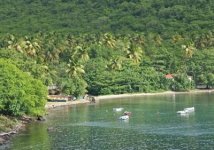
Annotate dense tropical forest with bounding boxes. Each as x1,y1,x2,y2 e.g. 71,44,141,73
0,0,214,35
0,0,214,117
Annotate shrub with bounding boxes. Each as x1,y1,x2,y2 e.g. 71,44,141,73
0,59,47,116
173,74,193,91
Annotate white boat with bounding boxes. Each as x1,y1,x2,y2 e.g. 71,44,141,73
177,107,195,115
113,108,124,112
119,115,129,120
184,107,195,112
177,110,187,114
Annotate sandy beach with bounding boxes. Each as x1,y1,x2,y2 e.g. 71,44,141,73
96,89,214,100
45,89,214,109
45,99,90,109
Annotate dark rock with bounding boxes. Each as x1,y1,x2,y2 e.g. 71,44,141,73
0,137,5,145
89,96,96,103
37,116,46,121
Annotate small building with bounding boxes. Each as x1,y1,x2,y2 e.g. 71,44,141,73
48,85,60,95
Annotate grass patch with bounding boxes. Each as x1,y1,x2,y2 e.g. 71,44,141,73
0,115,18,133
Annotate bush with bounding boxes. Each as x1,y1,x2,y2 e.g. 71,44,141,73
173,74,193,91
0,59,47,116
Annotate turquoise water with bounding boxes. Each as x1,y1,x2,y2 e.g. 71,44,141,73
3,92,214,150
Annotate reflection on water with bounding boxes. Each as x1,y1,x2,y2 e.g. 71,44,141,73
3,92,214,150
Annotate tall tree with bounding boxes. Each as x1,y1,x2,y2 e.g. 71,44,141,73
125,42,143,63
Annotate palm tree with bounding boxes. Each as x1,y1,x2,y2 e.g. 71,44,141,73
66,59,85,78
195,31,214,49
132,34,145,46
100,33,116,48
154,34,162,46
107,57,123,71
17,36,42,57
42,37,63,64
6,34,21,52
182,43,196,58
126,42,143,63
172,34,183,43
74,45,89,63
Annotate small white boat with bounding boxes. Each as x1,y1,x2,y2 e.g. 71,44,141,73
180,112,189,117
119,115,129,120
184,107,195,112
113,108,124,112
177,110,187,114
177,107,195,115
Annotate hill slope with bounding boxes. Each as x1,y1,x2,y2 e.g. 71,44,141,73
0,0,214,35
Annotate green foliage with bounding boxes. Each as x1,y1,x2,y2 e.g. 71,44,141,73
59,77,87,97
0,0,214,119
1,30,214,97
160,78,174,91
84,58,108,95
173,74,193,91
0,0,214,35
207,73,214,88
72,77,88,98
0,59,47,116
84,58,164,95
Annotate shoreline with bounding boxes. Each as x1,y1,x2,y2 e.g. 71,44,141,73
45,99,90,109
96,89,214,100
0,116,32,145
45,89,214,109
1,89,214,146
0,124,23,145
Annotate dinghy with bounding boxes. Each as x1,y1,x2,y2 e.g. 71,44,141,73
184,107,195,112
177,107,195,114
113,108,124,112
119,115,129,120
177,110,187,114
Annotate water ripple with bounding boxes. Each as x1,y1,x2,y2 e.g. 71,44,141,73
63,121,214,136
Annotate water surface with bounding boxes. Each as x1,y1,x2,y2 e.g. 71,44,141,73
3,92,214,150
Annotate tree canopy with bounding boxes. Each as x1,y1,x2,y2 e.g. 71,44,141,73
0,59,47,116
0,0,214,35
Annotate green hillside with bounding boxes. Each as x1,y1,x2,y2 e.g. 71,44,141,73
1,0,214,117
0,0,214,35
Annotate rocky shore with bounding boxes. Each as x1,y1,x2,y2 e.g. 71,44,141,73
0,116,33,145
0,125,21,145
0,100,91,145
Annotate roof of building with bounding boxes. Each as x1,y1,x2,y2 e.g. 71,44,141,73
165,74,174,79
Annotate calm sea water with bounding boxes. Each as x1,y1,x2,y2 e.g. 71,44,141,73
3,92,214,150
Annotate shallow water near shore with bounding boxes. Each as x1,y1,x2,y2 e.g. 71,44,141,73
3,92,214,150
